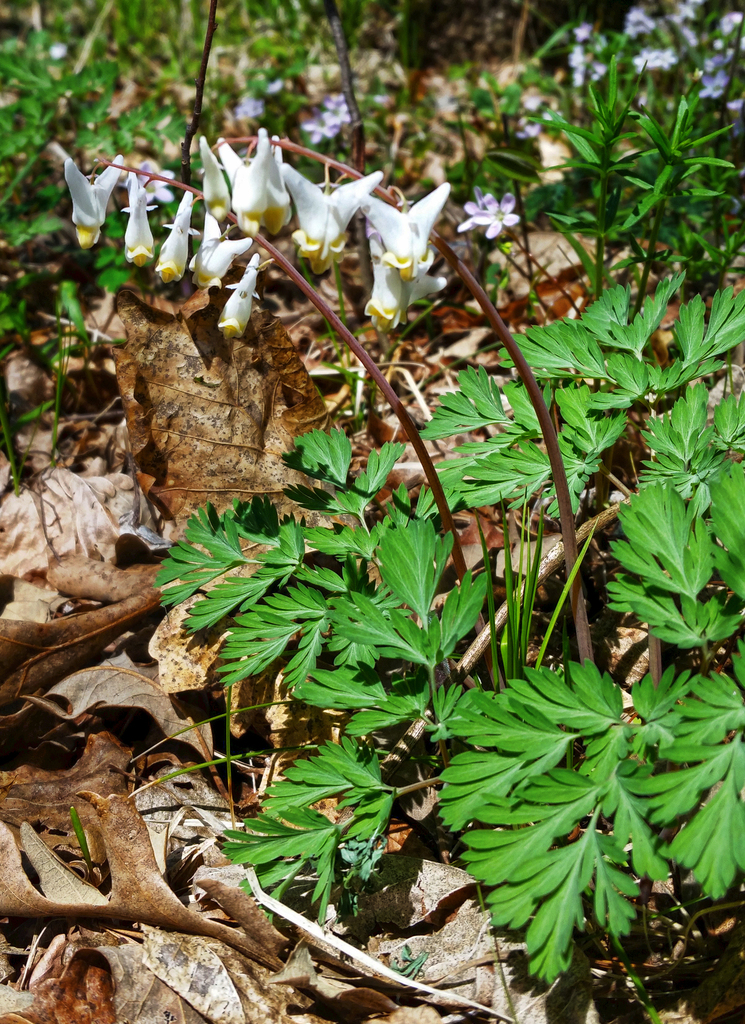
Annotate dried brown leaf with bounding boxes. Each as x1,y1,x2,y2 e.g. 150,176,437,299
115,284,330,521
0,586,161,704
29,665,210,758
0,792,283,971
46,556,160,603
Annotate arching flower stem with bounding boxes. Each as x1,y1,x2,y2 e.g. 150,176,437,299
96,158,470,584
218,140,593,663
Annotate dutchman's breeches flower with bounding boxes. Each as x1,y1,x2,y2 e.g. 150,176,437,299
63,155,123,249
218,128,291,237
199,136,231,223
361,183,450,282
282,165,384,274
365,236,446,332
123,172,156,266
218,254,261,339
155,189,198,283
189,211,253,289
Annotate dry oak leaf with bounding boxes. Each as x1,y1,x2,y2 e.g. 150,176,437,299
142,927,318,1024
0,949,117,1024
0,584,160,705
114,282,330,521
0,731,129,841
26,665,211,758
0,792,284,972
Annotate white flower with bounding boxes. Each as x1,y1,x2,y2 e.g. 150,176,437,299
720,12,743,36
156,189,198,283
281,166,383,274
573,22,593,42
457,188,520,239
365,237,446,332
266,79,284,95
218,254,261,338
189,211,253,289
123,172,156,265
49,43,67,60
360,183,450,282
199,136,231,222
63,155,122,249
217,128,290,236
624,6,657,38
633,47,677,73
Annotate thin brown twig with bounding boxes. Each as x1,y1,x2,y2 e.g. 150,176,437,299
322,0,365,173
181,0,219,186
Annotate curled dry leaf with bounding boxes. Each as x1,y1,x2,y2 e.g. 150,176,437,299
0,584,161,704
0,950,117,1024
28,665,211,758
0,731,129,839
115,280,330,522
0,792,283,971
19,821,109,906
0,576,65,623
0,467,156,578
46,555,161,603
271,941,398,1018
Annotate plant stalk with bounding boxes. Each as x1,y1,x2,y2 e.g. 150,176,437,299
181,0,219,186
633,199,666,319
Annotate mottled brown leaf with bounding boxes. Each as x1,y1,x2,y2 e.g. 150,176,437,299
115,281,330,520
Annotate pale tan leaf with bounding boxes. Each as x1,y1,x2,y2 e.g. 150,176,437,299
19,821,108,906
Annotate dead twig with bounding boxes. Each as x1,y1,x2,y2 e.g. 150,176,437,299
181,0,219,187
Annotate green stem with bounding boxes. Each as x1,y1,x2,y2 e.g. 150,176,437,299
633,199,667,319
594,156,609,301
333,260,348,328
0,379,20,496
225,684,235,829
611,934,663,1024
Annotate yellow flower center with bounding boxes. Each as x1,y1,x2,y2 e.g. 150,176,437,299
75,225,99,249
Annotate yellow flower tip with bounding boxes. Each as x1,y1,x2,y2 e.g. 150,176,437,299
237,212,261,236
207,202,229,222
157,262,180,283
75,225,99,249
197,274,221,289
219,318,243,339
309,255,332,275
263,205,287,235
330,235,347,255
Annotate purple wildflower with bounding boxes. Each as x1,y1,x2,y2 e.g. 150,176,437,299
624,6,657,38
569,45,607,87
573,22,593,42
633,47,677,73
515,118,543,140
457,188,520,240
234,97,265,120
700,69,729,100
126,161,176,204
720,12,743,36
265,79,283,95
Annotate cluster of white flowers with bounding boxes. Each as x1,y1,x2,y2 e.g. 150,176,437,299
63,129,453,339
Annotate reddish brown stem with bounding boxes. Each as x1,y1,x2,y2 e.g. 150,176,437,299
181,0,219,186
215,140,593,663
256,232,468,581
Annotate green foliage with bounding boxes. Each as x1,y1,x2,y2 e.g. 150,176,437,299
440,657,745,980
423,278,745,516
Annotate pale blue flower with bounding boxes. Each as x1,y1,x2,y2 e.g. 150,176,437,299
234,97,265,120
573,22,593,42
720,12,743,36
633,47,677,73
266,79,284,95
515,118,542,140
700,70,729,100
458,188,520,240
624,6,657,38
